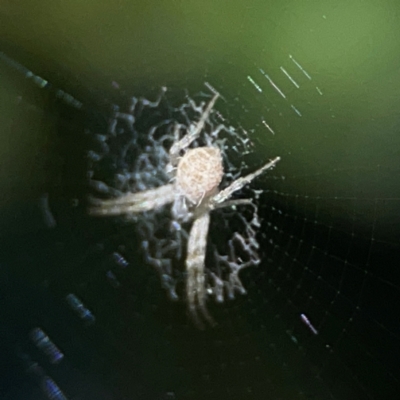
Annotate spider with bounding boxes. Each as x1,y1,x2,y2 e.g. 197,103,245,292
88,87,280,327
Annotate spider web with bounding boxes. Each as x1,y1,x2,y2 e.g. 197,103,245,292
86,85,266,306
0,2,399,399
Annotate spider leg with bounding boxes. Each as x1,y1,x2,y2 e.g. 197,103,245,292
186,212,215,328
210,156,280,207
88,184,175,216
186,259,203,328
195,258,215,327
212,198,253,211
169,92,220,166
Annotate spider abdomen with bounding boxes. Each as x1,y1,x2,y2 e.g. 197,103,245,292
176,147,223,205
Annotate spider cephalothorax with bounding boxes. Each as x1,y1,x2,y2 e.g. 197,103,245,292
89,86,280,327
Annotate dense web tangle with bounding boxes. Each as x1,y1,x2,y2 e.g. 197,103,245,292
87,84,276,324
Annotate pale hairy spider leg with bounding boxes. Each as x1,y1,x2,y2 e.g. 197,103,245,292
186,212,215,327
88,184,175,216
204,82,220,97
186,260,202,327
169,92,220,161
196,267,216,327
91,184,175,206
211,156,281,205
212,198,253,211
